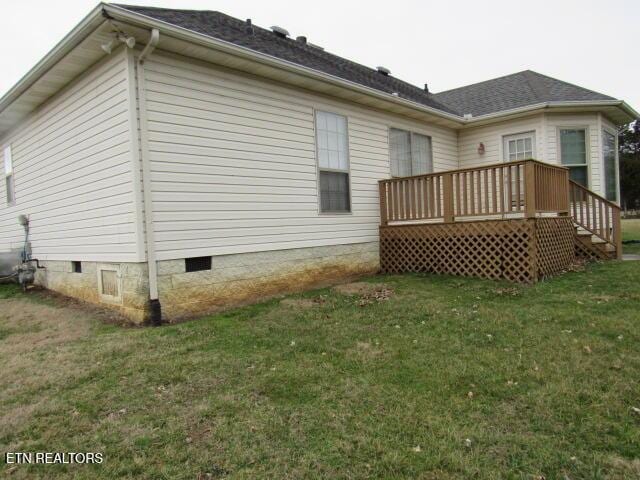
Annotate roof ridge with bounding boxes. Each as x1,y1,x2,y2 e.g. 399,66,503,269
522,69,615,101
522,70,548,103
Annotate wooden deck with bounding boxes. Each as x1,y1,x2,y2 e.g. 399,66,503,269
378,160,622,283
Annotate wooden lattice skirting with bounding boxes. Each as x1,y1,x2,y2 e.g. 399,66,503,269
380,217,576,284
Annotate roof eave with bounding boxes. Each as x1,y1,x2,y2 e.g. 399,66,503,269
462,100,638,127
102,4,465,125
0,3,106,115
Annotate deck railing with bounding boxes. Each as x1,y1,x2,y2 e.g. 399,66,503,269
379,159,569,225
569,180,622,258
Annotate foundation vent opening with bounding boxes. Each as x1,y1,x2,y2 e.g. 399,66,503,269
100,270,120,297
185,256,212,272
72,261,82,273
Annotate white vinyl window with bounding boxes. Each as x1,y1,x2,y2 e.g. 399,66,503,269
4,145,15,205
315,111,350,213
602,129,618,202
559,128,588,187
503,132,535,161
389,128,433,177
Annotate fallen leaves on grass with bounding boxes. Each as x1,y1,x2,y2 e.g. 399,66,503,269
493,287,521,297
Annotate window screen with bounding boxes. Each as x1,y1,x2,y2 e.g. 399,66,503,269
316,111,350,212
389,128,433,177
185,256,212,272
319,171,350,212
560,129,588,187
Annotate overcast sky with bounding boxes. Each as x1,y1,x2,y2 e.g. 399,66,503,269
2,0,639,114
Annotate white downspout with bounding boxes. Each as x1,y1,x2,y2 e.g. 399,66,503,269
136,28,161,323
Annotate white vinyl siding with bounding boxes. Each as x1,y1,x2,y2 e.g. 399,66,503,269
143,53,458,260
458,114,545,168
458,112,608,198
0,52,139,261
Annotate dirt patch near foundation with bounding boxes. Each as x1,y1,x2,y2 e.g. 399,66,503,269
22,286,136,326
279,296,327,308
333,282,393,297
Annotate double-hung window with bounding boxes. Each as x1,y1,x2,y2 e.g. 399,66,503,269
4,145,14,205
559,128,588,187
316,111,350,213
389,128,433,177
602,129,618,201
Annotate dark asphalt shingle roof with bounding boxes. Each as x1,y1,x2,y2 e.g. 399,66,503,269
431,70,615,117
113,5,618,119
113,4,459,115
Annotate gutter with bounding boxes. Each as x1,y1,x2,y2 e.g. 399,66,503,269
463,100,639,125
101,4,466,126
2,3,637,129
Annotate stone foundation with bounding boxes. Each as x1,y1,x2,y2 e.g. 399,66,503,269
34,261,151,323
157,242,380,321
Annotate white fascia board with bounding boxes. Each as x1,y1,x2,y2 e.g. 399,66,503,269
463,100,639,127
0,3,106,114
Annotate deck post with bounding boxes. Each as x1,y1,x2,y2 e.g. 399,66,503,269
379,181,388,226
524,161,536,218
613,207,623,259
443,173,454,223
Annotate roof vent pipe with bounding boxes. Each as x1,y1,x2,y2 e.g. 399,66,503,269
270,26,290,38
424,83,429,93
377,66,391,76
296,36,307,44
245,19,254,34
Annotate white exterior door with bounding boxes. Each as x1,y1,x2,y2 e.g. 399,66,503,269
502,132,535,211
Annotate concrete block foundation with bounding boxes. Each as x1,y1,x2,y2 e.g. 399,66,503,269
30,242,380,323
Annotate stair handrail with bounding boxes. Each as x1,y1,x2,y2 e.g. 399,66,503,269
568,180,622,259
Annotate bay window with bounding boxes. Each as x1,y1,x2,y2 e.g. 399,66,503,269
602,129,618,202
559,128,588,187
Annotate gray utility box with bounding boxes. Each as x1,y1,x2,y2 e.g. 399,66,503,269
0,249,22,278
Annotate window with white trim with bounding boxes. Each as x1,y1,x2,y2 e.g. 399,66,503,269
503,132,535,161
602,129,618,201
559,128,588,187
389,128,433,177
4,145,14,205
315,111,350,213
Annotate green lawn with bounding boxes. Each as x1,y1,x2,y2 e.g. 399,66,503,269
1,262,639,479
622,218,640,255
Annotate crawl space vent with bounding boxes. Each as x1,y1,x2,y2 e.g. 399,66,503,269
185,256,212,272
100,270,119,297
